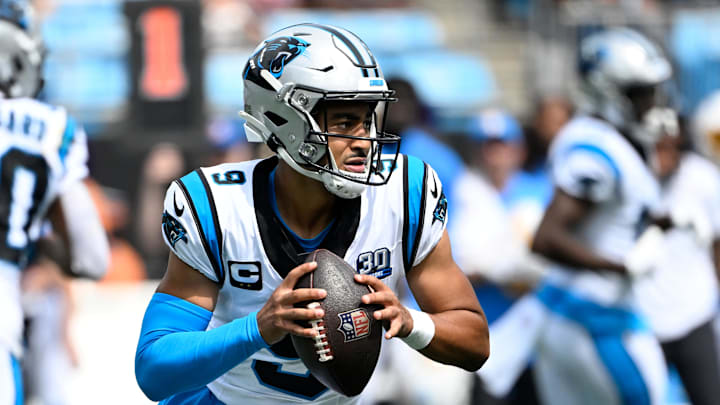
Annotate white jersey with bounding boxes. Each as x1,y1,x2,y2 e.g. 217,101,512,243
448,169,526,283
634,153,720,341
535,116,668,405
0,97,89,357
161,154,446,404
547,116,663,305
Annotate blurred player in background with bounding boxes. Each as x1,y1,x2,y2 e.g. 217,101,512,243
134,120,259,279
634,108,720,405
134,23,488,404
693,92,720,397
21,243,77,405
523,94,574,177
0,1,109,403
88,179,146,284
461,109,547,405
531,27,674,404
135,142,187,278
464,109,549,285
450,110,530,306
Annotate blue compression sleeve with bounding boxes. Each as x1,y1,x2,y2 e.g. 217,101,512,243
135,293,268,401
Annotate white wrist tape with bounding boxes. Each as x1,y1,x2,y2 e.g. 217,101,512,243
625,225,664,277
401,309,435,350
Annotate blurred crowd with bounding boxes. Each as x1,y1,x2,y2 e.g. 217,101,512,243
13,0,720,404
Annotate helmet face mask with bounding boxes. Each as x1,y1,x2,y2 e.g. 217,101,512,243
303,94,398,186
623,83,675,147
239,24,400,198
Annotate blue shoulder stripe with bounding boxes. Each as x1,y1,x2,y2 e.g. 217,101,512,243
58,116,76,163
402,155,428,271
177,170,225,282
565,143,621,181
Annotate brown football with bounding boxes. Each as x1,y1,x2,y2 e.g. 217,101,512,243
291,249,383,397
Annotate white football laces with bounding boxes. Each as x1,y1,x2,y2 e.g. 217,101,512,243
307,302,334,362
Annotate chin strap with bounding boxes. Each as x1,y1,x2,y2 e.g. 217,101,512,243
321,171,366,199
277,146,366,199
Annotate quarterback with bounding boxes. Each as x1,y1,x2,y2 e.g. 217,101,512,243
135,23,489,404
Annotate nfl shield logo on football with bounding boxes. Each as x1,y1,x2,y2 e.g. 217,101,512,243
337,308,371,342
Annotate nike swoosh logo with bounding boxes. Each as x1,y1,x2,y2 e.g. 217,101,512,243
430,175,438,198
308,65,334,72
174,192,185,217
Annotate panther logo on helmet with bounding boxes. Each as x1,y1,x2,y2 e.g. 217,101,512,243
243,36,310,90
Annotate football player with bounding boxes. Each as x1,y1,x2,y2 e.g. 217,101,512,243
0,1,109,403
530,27,673,405
633,98,720,405
134,23,489,404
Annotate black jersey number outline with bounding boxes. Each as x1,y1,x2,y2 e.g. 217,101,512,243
251,337,328,400
0,148,49,264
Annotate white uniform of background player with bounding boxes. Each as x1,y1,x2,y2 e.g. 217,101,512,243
633,93,720,405
0,7,108,404
530,28,675,405
451,122,547,399
634,152,720,401
536,115,668,405
694,94,720,345
635,136,720,345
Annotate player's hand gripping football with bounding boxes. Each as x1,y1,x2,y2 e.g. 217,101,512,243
354,274,413,340
256,261,327,345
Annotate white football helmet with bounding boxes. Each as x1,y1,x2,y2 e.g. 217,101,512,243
0,0,43,99
692,90,720,164
238,23,400,199
578,27,672,146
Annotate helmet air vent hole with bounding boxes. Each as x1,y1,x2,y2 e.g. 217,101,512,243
12,56,22,72
264,111,288,127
